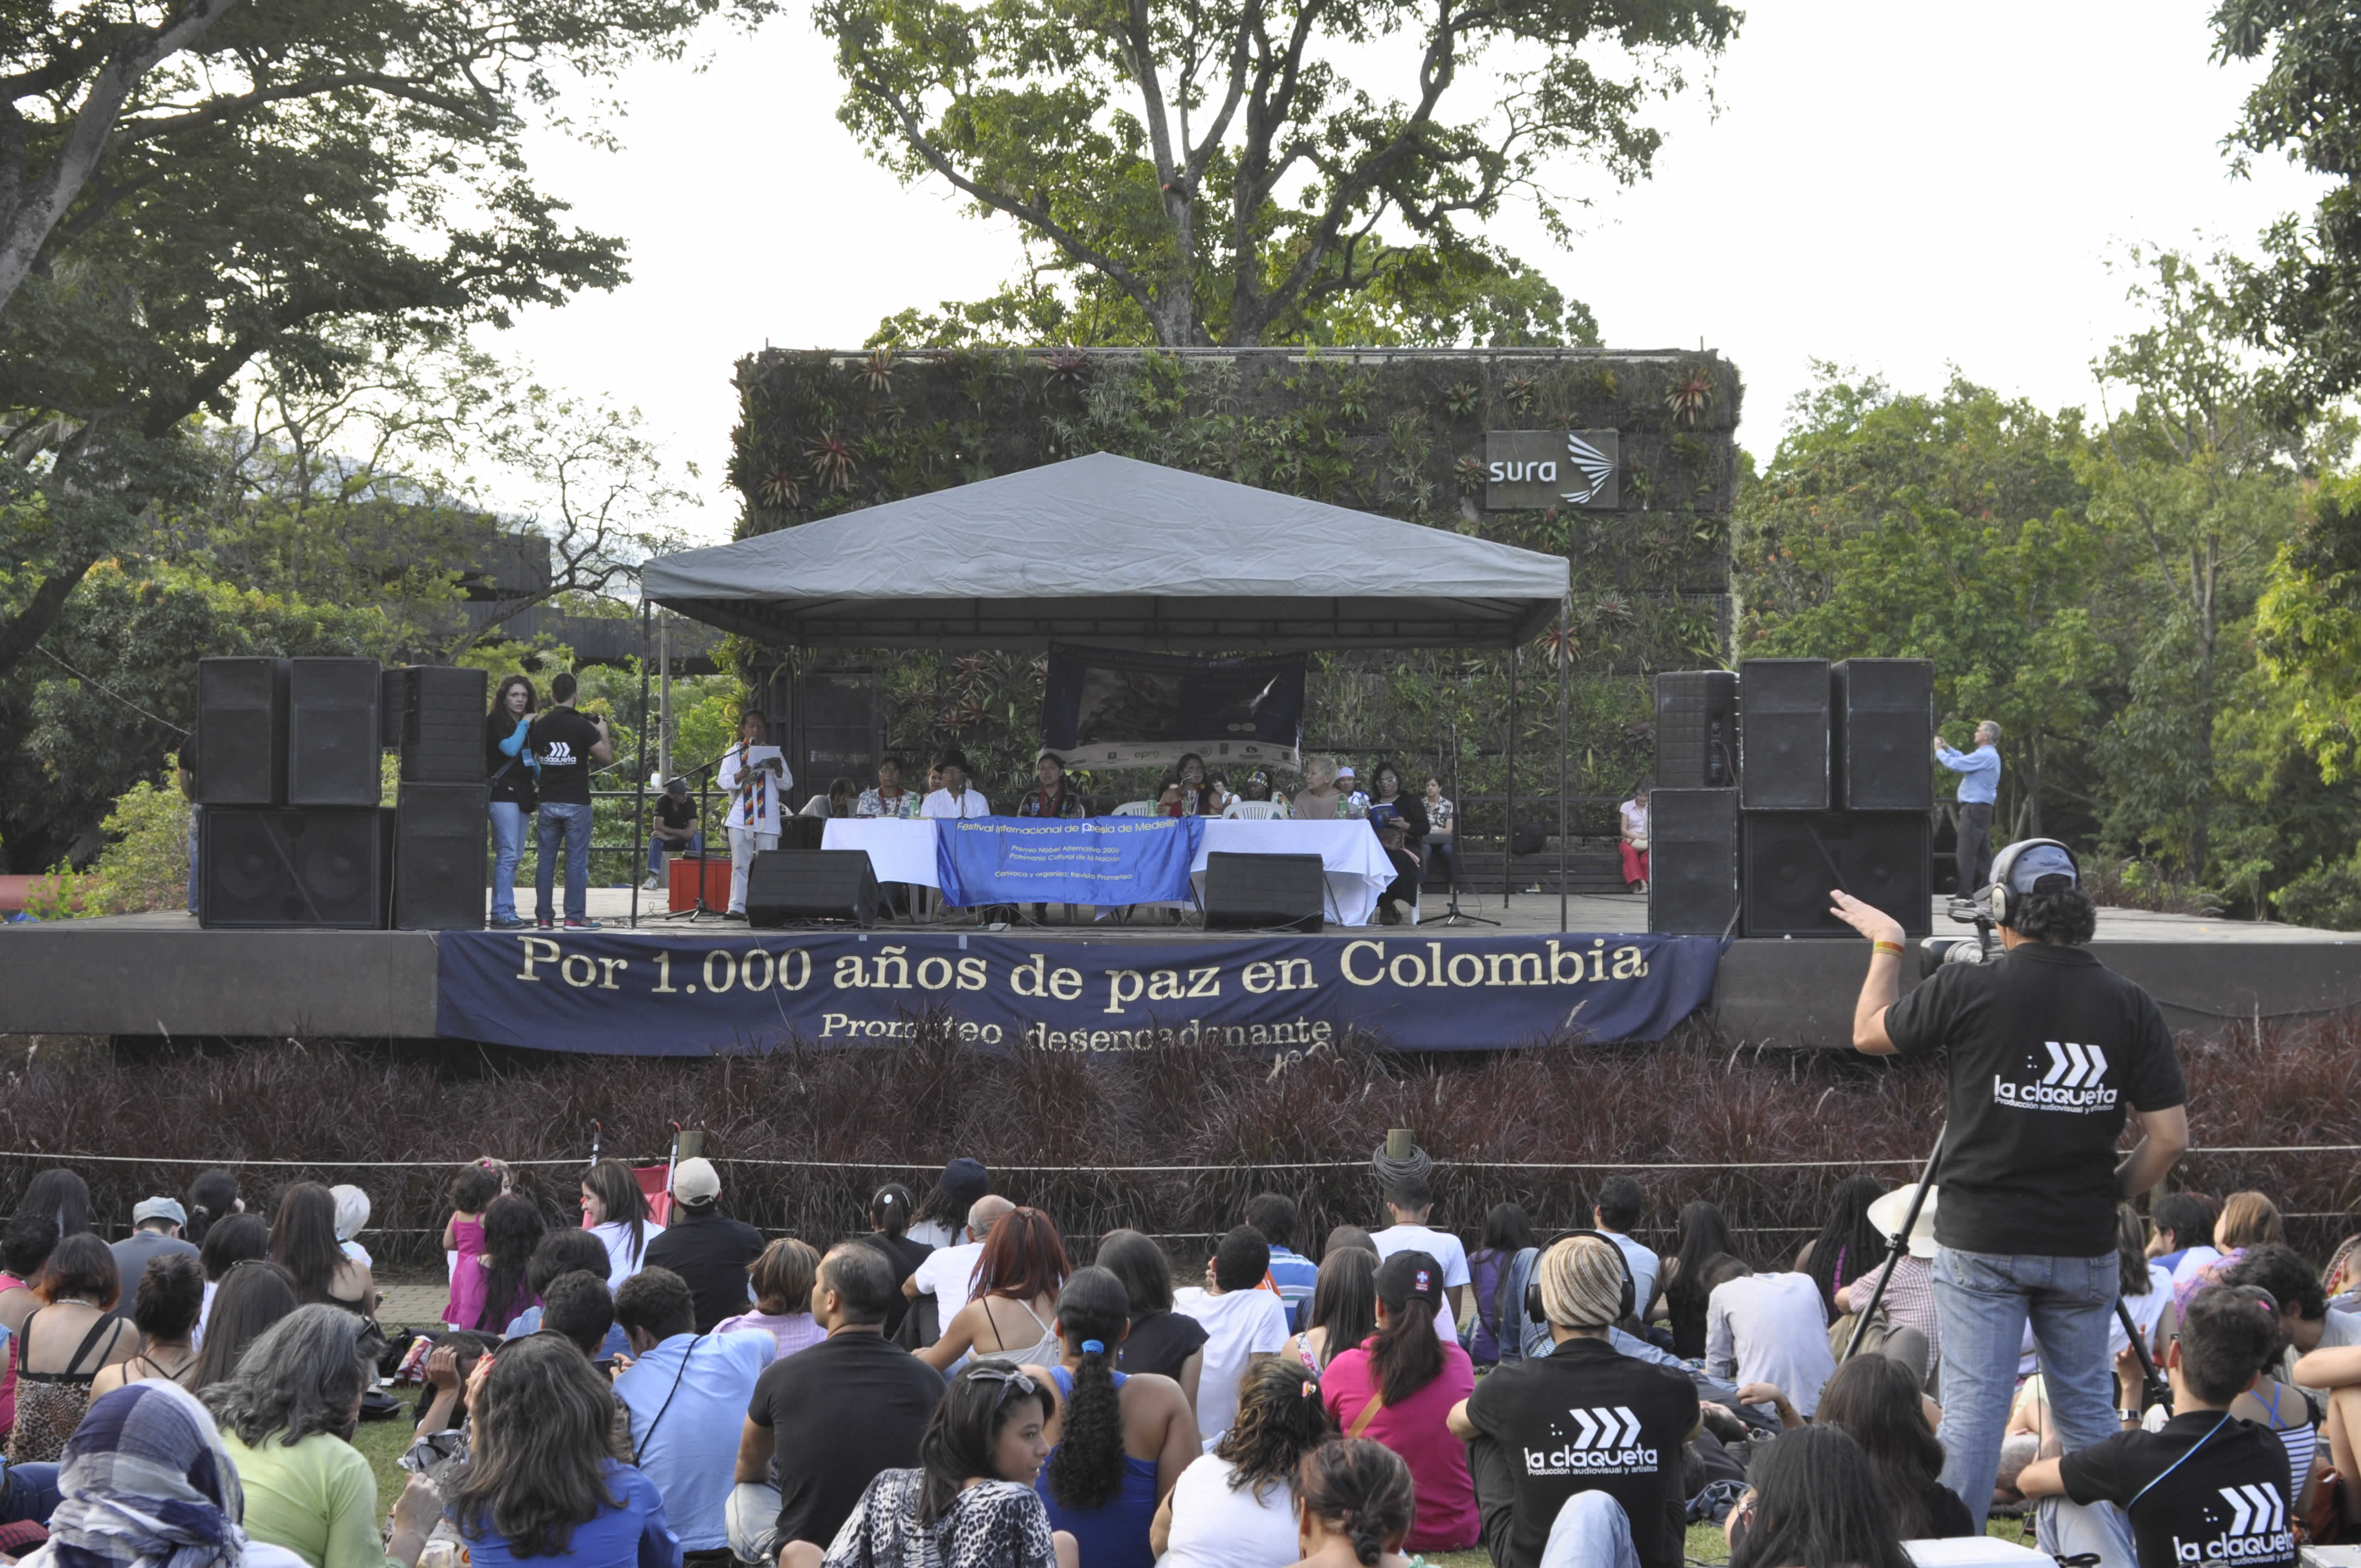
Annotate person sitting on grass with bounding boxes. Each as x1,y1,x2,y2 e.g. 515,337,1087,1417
1320,1251,1477,1556
614,1267,775,1561
1725,1425,1912,1568
504,1229,631,1362
198,1215,270,1343
1151,1357,1335,1568
187,1261,297,1391
91,1253,204,1395
2022,1283,2299,1568
785,1358,1074,1568
1811,1353,1974,1539
714,1238,827,1360
1175,1228,1292,1446
1097,1229,1205,1410
1283,1438,1415,1568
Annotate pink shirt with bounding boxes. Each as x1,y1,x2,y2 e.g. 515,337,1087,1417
1321,1337,1479,1552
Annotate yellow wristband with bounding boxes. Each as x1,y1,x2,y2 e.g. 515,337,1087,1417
1872,940,1906,957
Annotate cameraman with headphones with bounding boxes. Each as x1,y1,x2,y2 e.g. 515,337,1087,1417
1832,840,2191,1528
1448,1234,1699,1568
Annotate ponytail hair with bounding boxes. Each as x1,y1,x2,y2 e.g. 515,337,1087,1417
1368,1249,1445,1407
186,1169,240,1247
1043,1266,1129,1511
871,1184,915,1241
1298,1439,1414,1567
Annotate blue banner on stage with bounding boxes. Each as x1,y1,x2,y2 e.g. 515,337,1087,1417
935,815,1203,907
434,929,1722,1055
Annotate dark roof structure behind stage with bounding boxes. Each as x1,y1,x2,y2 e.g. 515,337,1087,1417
640,452,1571,651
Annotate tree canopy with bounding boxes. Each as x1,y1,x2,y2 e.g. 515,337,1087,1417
821,0,1737,347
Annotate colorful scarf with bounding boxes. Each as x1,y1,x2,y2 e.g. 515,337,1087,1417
46,1381,248,1568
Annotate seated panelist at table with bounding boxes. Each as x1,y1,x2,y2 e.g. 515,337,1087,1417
1016,751,1085,819
798,776,856,819
920,748,991,819
857,754,919,819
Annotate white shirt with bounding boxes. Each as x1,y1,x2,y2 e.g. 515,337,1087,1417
1620,799,1649,840
1174,1286,1290,1442
921,788,992,819
1372,1223,1472,1339
589,1217,665,1291
2109,1263,2177,1358
1156,1455,1299,1568
906,1218,961,1252
719,743,788,834
1705,1271,1836,1417
1221,800,1288,820
912,1240,986,1321
2170,1245,2224,1287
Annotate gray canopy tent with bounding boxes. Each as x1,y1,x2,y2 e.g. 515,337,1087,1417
633,453,1580,923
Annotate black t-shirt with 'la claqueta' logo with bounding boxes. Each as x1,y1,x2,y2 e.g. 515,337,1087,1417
1462,1336,1698,1568
2060,1411,2297,1568
1883,943,2186,1257
527,708,604,806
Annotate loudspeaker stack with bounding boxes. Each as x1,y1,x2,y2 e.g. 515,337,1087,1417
1650,658,1934,938
194,658,489,929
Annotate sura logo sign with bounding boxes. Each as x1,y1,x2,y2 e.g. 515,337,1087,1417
1994,1039,2117,1113
1524,1405,1658,1477
2172,1483,2292,1562
1484,429,1619,511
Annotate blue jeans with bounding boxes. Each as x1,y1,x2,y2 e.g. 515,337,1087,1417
647,830,701,877
489,802,529,921
1934,1245,2119,1530
186,805,202,914
1541,1491,1639,1568
0,1459,60,1524
535,802,593,923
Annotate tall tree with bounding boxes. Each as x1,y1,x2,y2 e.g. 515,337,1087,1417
0,0,773,686
820,0,1736,347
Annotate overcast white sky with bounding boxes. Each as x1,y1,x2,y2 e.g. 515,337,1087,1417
488,0,2332,544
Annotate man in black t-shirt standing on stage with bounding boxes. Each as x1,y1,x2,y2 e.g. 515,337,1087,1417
1832,840,2190,1527
527,671,613,929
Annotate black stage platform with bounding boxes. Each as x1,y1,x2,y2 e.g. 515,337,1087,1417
4,896,2355,1050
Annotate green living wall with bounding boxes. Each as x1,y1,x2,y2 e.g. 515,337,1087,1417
725,346,1740,837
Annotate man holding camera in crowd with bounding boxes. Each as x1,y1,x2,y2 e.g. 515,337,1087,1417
1832,841,2191,1526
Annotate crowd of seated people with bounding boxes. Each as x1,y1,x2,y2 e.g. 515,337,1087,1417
7,1152,2354,1568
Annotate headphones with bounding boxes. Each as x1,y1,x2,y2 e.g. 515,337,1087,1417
1526,1229,1637,1330
1980,837,2080,927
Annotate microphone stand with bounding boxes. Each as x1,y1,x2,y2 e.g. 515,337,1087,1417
2118,1298,2173,1417
659,755,728,923
1844,1125,1944,1362
1438,715,1498,927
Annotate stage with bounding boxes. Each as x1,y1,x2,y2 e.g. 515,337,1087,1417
3,895,2354,1050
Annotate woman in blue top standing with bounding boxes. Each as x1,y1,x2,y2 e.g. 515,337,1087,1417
484,676,539,930
447,1332,681,1568
1028,1267,1197,1568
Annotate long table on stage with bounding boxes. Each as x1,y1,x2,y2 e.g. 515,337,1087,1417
820,816,1397,925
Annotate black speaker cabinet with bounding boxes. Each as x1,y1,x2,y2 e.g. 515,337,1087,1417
288,658,382,807
1201,851,1326,933
195,657,289,805
1655,671,1739,791
394,783,489,930
1738,658,1831,811
1742,812,1930,939
1833,658,1934,812
779,814,828,852
397,666,488,784
200,807,390,928
1648,789,1739,935
378,666,407,750
746,850,878,927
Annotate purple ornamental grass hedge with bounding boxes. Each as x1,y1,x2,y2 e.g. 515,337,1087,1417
1,1010,2355,1275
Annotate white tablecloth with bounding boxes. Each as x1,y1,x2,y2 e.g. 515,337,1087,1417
820,816,1395,925
821,818,939,885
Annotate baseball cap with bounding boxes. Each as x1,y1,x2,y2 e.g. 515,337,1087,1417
133,1196,187,1227
2005,843,2079,895
671,1157,721,1203
939,1157,989,1209
1336,765,1357,780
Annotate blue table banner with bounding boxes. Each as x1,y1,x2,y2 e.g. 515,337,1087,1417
935,814,1203,907
433,929,1722,1055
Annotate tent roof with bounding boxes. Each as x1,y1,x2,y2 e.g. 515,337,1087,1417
641,453,1570,651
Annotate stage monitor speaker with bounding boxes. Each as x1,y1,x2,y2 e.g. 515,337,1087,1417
1655,671,1739,791
194,657,289,805
200,807,390,928
394,783,489,930
1648,788,1739,935
1201,851,1326,933
398,666,488,783
1742,812,1930,939
1834,658,1933,812
746,850,878,927
779,815,828,851
1738,658,1831,811
288,658,382,807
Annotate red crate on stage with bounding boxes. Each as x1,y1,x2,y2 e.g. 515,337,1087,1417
667,856,730,912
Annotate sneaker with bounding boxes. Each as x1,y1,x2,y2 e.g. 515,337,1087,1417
490,915,532,930
536,917,554,929
564,917,602,930
641,875,665,892
721,908,748,922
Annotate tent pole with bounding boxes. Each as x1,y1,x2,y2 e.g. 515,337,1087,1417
1504,645,1518,912
632,601,651,930
1558,602,1570,933
658,614,671,783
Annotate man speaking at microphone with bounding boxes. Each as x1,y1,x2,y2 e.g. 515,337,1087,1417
1831,840,2190,1527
